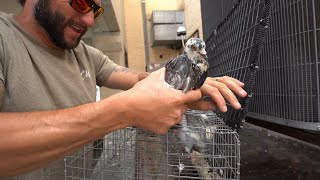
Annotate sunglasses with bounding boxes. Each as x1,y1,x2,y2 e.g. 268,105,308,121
69,0,104,20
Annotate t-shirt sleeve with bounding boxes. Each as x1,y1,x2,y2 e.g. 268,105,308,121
95,51,117,87
77,41,118,87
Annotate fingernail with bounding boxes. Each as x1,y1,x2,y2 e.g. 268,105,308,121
240,89,247,96
235,102,241,109
222,106,228,112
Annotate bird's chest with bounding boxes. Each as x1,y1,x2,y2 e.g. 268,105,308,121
192,60,208,73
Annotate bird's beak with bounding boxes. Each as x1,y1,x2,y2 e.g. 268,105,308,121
199,49,208,59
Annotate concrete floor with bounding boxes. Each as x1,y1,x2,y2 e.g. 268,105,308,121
239,123,320,180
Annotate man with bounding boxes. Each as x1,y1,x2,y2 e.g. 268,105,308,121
0,0,247,178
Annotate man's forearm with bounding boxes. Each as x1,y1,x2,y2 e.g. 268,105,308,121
104,66,150,90
0,95,129,177
0,68,207,177
138,71,149,81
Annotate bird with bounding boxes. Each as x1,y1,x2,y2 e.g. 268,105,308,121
164,37,208,93
174,112,217,155
174,117,206,155
164,37,210,155
172,112,219,178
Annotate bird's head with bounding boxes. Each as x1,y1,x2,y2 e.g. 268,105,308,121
184,38,208,62
184,38,208,72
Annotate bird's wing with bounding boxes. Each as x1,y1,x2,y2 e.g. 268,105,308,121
184,114,207,153
192,65,208,90
165,55,193,91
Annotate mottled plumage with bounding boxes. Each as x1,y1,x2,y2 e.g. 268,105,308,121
174,113,217,155
165,38,208,93
165,38,210,154
175,118,206,154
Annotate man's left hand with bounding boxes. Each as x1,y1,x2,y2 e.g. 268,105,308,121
187,76,248,112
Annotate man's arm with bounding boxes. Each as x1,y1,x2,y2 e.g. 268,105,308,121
103,65,247,112
0,84,130,176
0,69,200,177
103,65,149,90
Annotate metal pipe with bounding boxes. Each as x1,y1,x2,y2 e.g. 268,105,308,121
141,0,150,71
311,0,320,124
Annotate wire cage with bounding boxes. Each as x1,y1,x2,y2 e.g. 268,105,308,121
64,111,240,180
247,0,320,132
205,0,271,130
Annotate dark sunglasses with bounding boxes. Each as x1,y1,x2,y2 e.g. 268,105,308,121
69,0,104,20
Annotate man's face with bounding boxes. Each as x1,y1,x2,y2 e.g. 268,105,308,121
34,0,88,49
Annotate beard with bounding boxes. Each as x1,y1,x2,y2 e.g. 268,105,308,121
34,0,87,49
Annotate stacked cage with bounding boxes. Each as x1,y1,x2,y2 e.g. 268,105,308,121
64,111,240,180
247,0,320,132
206,0,271,130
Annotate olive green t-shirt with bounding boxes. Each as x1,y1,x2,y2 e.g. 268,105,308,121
0,12,117,179
0,12,117,112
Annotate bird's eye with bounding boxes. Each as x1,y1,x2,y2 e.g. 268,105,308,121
202,43,206,49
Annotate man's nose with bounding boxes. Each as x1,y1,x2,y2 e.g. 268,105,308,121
80,11,95,27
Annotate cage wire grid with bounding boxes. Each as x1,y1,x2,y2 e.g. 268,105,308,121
206,0,271,130
247,0,320,132
64,0,271,179
64,111,240,180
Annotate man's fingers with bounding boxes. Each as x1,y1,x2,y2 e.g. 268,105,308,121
202,83,242,110
200,84,227,112
206,77,247,97
230,77,245,87
187,100,216,111
182,90,202,103
219,76,245,87
213,83,241,109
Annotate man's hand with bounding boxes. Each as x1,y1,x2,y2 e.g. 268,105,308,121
120,68,247,134
121,68,202,134
188,76,247,112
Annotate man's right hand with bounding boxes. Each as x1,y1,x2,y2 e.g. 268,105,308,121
120,68,202,134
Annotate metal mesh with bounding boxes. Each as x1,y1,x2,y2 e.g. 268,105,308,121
201,0,238,40
65,111,240,180
206,0,271,130
64,128,137,179
247,0,320,132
